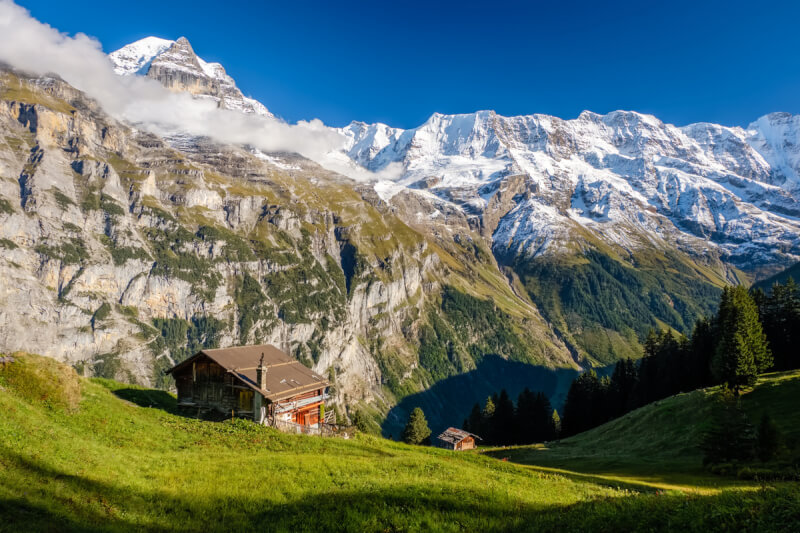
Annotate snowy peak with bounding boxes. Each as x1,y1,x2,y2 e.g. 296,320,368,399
148,36,206,78
343,107,800,271
108,36,174,75
747,112,800,188
108,36,272,117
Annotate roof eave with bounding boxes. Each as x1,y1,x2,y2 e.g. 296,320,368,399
266,381,330,403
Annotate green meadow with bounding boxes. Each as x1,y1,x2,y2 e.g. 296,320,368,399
1,354,798,532
487,371,800,492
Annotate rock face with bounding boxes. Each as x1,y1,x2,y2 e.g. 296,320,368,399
0,70,571,430
7,33,800,430
109,37,271,117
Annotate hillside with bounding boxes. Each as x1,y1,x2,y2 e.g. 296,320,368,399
491,370,800,491
4,13,800,434
0,68,574,430
752,261,800,291
1,353,799,532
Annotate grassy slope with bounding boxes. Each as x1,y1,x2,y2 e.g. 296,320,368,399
2,355,800,532
490,371,800,493
0,354,624,532
2,355,799,532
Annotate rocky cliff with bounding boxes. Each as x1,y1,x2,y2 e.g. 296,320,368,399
0,70,571,430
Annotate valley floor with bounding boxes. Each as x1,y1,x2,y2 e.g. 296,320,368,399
1,355,799,532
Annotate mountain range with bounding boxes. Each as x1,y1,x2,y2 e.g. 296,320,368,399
1,34,798,433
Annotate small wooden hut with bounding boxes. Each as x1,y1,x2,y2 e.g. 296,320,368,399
435,427,480,450
166,344,329,428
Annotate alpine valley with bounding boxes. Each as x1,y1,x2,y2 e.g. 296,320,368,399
2,35,799,435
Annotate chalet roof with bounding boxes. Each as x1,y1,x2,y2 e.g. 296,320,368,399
437,427,481,445
165,344,328,402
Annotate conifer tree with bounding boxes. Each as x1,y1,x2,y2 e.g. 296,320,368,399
402,407,431,445
713,286,772,393
756,413,781,462
562,370,602,437
515,388,537,443
551,409,561,439
687,317,717,389
493,389,515,445
531,392,556,442
515,388,555,444
700,387,755,465
481,396,496,443
608,358,638,418
758,278,800,371
464,402,482,435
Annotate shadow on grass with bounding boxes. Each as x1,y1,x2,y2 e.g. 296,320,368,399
483,446,749,492
383,354,579,439
1,450,798,533
112,388,178,414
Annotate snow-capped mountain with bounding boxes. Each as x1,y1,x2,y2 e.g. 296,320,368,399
108,36,800,275
340,110,800,272
109,37,271,117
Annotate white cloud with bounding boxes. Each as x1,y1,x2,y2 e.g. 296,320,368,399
0,0,394,181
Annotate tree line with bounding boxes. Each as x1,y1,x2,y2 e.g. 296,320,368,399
458,279,799,444
560,281,786,437
461,388,560,445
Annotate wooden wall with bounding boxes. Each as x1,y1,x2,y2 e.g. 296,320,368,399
174,356,255,417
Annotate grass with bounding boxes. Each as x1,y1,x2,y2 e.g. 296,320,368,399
0,73,76,115
1,354,799,532
487,370,800,493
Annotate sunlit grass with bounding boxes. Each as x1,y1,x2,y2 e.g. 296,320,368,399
1,355,799,532
487,370,800,495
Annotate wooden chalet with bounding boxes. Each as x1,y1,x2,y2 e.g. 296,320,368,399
166,344,329,428
435,427,480,451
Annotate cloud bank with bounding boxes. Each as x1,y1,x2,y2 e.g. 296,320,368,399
0,0,391,180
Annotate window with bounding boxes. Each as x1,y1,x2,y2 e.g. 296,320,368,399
237,389,254,411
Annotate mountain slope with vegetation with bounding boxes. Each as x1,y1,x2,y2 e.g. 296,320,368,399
2,353,800,532
491,370,800,490
0,69,573,424
753,261,800,291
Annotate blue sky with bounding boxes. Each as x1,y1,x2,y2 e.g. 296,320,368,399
18,0,800,128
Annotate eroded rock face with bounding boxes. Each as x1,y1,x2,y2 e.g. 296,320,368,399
0,71,571,415
110,37,272,117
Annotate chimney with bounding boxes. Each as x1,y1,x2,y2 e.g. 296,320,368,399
256,353,267,389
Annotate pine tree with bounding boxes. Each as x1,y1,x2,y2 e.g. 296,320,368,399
608,358,638,418
515,388,536,444
481,396,496,444
643,329,660,358
551,409,561,439
562,370,602,437
756,413,781,462
700,388,756,465
713,286,772,393
465,402,482,435
402,407,431,445
759,278,800,371
493,389,515,445
688,317,717,389
531,392,556,442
